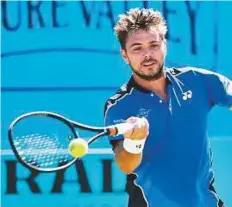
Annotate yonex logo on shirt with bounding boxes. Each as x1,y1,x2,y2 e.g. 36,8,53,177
182,90,192,100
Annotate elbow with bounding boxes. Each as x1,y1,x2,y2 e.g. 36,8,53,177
119,166,134,174
117,163,138,174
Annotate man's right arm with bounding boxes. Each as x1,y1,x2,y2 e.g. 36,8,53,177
107,114,149,174
113,140,143,174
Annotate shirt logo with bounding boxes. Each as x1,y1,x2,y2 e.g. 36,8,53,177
137,108,151,118
182,90,192,100
113,119,125,124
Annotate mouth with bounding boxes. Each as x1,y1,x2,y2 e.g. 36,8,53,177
142,60,156,67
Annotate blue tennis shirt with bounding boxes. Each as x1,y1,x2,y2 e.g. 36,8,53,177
104,67,232,207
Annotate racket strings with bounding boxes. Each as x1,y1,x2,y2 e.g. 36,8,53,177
13,133,71,168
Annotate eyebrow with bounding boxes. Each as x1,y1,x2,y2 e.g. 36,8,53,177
129,41,159,48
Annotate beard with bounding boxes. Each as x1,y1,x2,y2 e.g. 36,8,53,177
130,62,164,81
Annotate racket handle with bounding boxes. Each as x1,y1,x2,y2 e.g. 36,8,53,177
108,123,134,136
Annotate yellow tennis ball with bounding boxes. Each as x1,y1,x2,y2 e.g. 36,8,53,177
68,138,88,158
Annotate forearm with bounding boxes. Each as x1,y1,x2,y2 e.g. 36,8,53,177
114,141,142,174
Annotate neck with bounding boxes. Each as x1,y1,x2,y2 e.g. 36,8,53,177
133,72,168,100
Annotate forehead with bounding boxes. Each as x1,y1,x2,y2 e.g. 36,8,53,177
126,28,161,47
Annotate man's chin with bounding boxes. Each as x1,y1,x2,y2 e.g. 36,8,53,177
135,71,163,81
130,63,164,81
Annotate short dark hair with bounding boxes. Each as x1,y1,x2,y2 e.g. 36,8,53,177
114,8,167,49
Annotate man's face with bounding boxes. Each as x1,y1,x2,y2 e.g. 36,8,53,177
121,28,166,80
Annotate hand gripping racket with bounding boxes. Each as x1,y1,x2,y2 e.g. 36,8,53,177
8,111,135,172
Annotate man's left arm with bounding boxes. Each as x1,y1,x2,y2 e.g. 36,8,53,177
204,71,232,110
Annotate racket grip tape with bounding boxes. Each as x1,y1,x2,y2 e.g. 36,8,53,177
108,123,134,136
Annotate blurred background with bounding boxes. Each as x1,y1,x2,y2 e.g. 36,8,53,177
1,1,232,207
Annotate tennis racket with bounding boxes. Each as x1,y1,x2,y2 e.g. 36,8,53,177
8,111,135,172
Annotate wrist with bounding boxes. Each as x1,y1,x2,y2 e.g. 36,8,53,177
123,138,146,154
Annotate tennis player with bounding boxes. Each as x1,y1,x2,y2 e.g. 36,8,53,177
104,8,231,207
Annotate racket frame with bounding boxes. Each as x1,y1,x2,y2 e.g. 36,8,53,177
8,111,110,172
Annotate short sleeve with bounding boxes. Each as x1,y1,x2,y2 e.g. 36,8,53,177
199,69,232,108
104,102,126,143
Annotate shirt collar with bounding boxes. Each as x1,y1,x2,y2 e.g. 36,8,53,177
128,69,173,93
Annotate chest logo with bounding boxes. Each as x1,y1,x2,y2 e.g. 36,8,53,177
182,90,193,100
137,108,151,118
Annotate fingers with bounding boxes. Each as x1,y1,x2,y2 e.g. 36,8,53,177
124,117,149,140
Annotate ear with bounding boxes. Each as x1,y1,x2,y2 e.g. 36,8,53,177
121,49,129,64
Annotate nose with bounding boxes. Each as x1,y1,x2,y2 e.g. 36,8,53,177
143,48,153,59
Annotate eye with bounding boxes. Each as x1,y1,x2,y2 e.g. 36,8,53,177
133,47,142,52
151,44,160,49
